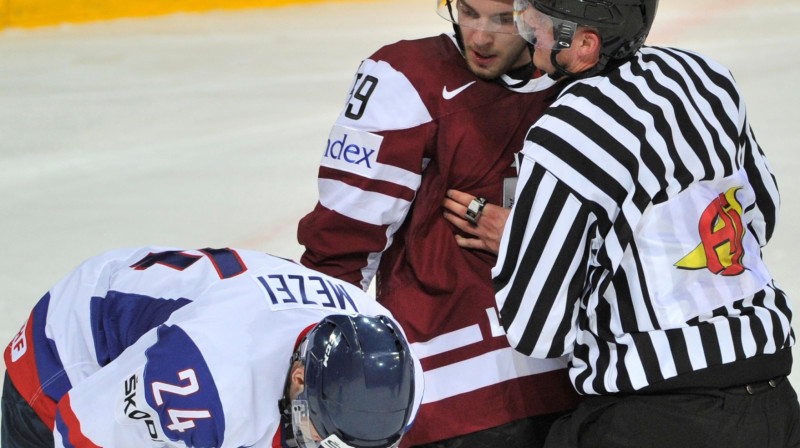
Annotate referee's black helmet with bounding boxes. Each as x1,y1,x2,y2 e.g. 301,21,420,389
534,0,658,63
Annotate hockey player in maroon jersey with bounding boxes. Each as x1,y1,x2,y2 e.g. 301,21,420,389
297,1,580,446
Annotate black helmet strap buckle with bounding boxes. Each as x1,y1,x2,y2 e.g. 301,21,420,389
555,21,577,49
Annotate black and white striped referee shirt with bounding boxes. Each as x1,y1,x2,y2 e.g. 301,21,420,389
493,46,795,395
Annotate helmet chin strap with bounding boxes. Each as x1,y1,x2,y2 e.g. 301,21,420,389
453,23,466,53
445,0,465,53
493,43,536,89
548,48,610,80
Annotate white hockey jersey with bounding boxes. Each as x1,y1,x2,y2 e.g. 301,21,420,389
4,246,423,447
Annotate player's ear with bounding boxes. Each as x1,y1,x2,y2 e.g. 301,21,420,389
288,362,306,399
292,362,305,385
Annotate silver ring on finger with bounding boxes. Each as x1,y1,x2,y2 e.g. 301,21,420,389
465,197,487,225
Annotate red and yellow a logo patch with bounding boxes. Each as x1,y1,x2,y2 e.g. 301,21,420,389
675,187,746,276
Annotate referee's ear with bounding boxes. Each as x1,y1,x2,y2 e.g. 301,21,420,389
573,28,602,69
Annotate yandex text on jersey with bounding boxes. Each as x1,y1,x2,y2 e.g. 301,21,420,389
323,125,383,171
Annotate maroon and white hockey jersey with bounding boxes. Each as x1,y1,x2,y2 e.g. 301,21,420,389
298,34,580,445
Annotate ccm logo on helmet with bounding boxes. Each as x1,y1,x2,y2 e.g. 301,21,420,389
321,333,341,368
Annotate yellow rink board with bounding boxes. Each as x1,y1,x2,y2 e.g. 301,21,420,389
0,0,369,29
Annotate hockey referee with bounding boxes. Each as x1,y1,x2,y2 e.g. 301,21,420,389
493,0,800,446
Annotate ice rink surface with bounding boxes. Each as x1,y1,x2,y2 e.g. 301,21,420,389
1,0,799,395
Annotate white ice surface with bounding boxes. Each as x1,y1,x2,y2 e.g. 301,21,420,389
1,0,799,397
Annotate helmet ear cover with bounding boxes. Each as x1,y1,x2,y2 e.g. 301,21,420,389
297,314,416,448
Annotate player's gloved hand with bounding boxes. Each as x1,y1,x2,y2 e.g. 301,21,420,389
442,189,509,255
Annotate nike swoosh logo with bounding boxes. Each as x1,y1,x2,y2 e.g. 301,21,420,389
442,81,476,100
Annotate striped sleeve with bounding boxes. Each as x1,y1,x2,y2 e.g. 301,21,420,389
494,158,595,359
740,115,780,244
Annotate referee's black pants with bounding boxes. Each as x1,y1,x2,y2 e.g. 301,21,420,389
545,376,800,448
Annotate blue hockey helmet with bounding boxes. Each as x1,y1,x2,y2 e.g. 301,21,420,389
291,314,416,448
